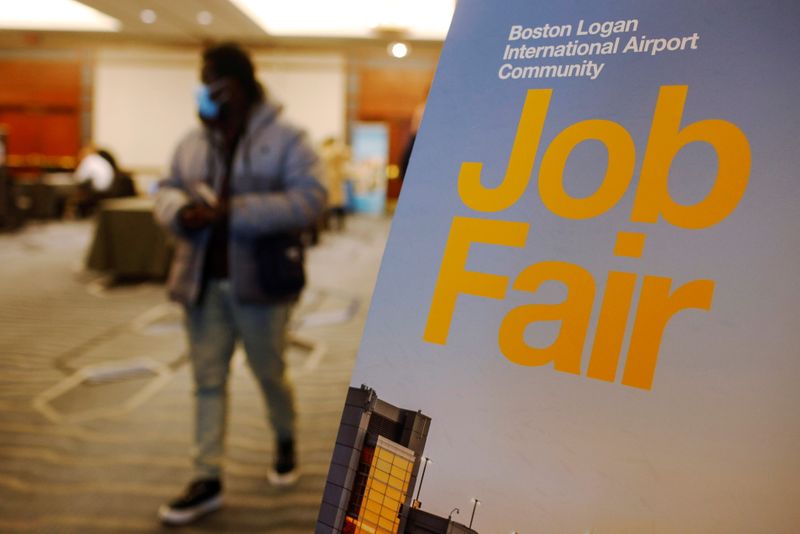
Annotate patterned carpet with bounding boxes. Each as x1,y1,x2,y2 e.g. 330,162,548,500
0,214,389,533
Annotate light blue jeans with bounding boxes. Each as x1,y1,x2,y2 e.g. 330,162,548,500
184,279,295,480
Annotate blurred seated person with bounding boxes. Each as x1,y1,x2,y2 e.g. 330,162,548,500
72,146,136,217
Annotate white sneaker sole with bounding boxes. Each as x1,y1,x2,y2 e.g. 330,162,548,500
267,468,300,487
158,494,223,525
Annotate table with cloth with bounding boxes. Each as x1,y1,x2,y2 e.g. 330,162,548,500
86,197,173,279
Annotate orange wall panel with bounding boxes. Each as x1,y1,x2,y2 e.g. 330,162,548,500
0,111,39,155
0,61,81,107
39,113,80,156
0,59,82,163
357,68,432,120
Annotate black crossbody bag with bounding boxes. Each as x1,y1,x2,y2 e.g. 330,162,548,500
254,231,306,299
251,134,308,300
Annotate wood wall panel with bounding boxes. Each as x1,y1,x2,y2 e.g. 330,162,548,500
0,61,81,107
357,68,432,120
0,111,39,155
0,60,82,167
39,113,81,157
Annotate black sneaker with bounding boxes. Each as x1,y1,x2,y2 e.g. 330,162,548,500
267,438,299,487
158,478,223,526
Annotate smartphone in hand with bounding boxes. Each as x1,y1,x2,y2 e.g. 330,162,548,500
193,182,219,207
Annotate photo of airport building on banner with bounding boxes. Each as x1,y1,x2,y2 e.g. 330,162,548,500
316,386,477,534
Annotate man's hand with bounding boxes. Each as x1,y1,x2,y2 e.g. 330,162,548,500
177,202,221,231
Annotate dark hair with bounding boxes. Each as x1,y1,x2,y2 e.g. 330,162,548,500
202,42,264,103
95,148,118,171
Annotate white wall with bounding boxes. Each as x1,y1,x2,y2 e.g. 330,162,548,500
93,48,346,177
254,54,346,146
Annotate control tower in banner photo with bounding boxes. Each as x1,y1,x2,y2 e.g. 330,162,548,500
317,386,477,534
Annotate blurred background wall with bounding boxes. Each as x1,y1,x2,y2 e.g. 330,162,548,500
91,49,347,189
0,0,445,207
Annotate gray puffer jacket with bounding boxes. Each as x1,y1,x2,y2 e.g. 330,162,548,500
154,99,327,306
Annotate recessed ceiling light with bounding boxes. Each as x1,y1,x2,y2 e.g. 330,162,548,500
388,41,409,59
0,0,120,32
140,9,157,24
197,11,213,26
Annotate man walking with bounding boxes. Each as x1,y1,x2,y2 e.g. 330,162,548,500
154,42,326,525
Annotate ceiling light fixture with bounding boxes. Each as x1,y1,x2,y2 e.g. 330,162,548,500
0,0,120,32
196,11,213,26
388,41,409,59
140,9,157,24
230,0,454,40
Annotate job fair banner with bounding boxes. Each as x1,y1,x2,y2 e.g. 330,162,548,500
317,1,800,532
